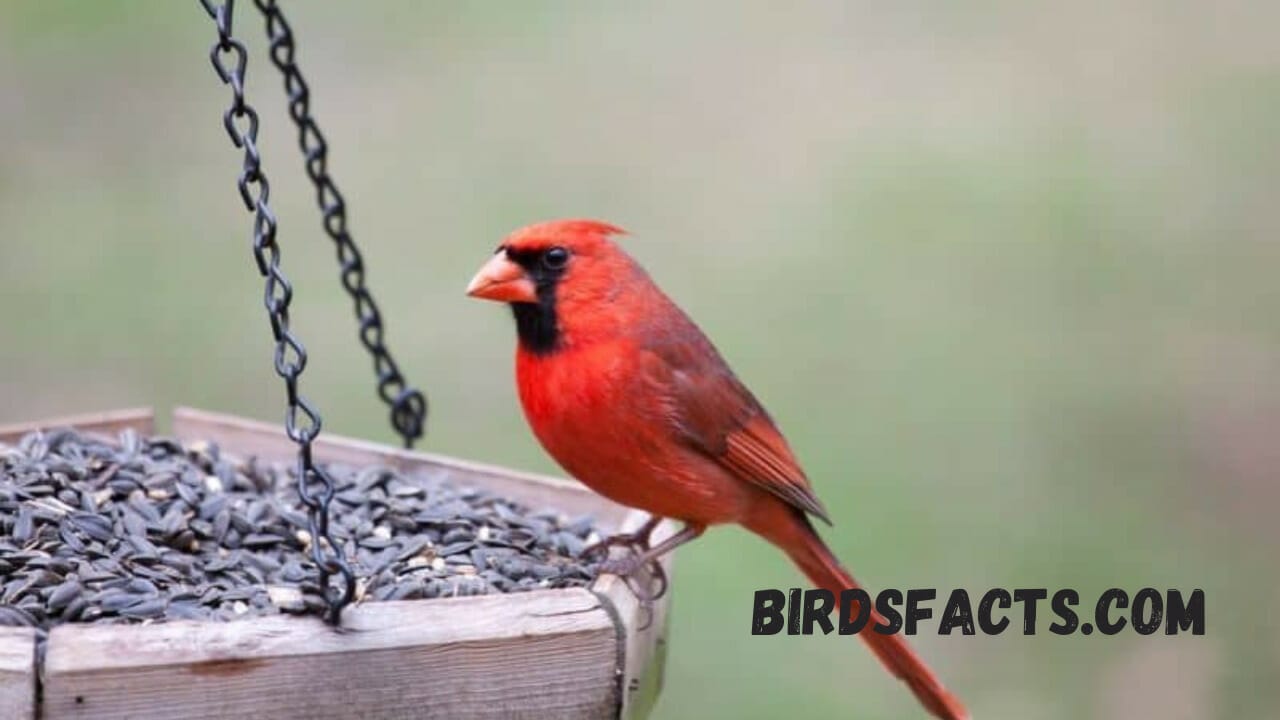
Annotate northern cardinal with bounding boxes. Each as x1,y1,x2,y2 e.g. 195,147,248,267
466,219,968,720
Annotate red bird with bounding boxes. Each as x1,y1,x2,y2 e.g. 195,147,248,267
466,219,968,720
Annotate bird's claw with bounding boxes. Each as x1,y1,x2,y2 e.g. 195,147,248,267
581,526,655,562
595,546,670,630
597,553,667,631
585,516,672,628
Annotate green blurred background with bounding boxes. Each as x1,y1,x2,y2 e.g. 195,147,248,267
2,2,1275,718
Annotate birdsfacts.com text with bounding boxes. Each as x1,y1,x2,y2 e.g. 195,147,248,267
750,588,1205,636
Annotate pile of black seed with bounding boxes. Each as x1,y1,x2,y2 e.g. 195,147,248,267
0,428,604,632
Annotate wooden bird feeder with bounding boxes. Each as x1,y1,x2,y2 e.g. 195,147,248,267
0,407,674,720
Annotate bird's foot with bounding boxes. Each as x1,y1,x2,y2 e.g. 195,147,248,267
596,552,669,630
581,534,647,563
598,552,670,603
580,514,663,562
590,521,703,627
586,515,669,608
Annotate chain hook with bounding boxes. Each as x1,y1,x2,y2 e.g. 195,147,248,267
197,0,354,625
251,0,428,450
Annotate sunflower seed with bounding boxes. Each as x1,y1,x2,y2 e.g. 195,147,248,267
0,427,606,642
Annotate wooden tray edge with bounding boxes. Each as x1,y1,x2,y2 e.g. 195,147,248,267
0,628,36,720
591,509,678,720
0,408,154,445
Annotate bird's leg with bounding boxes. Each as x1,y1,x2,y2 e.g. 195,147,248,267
581,513,664,561
598,523,705,604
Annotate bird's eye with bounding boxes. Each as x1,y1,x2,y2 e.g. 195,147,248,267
542,246,570,270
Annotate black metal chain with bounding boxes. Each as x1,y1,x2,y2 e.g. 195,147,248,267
198,0,354,624
250,0,427,450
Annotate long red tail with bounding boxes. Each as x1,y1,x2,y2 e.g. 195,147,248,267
744,502,969,720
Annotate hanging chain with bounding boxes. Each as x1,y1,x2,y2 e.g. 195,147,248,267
250,0,427,450
198,0,354,624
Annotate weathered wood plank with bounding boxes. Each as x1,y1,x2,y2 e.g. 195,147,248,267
592,510,678,720
0,628,35,720
0,407,154,445
171,407,630,528
44,590,620,720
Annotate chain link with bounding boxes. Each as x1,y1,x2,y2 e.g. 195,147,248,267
251,0,427,450
199,0,354,624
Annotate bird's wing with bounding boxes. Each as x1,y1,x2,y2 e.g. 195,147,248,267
641,335,832,524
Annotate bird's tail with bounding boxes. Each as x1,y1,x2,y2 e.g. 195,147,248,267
743,501,969,720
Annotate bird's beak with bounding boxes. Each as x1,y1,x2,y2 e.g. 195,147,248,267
466,252,537,304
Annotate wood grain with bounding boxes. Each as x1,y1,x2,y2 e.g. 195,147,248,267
0,407,154,445
44,590,619,720
0,628,35,720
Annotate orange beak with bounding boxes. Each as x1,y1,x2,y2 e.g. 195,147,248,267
466,251,538,304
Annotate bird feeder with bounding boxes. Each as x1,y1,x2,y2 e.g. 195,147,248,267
0,407,674,719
